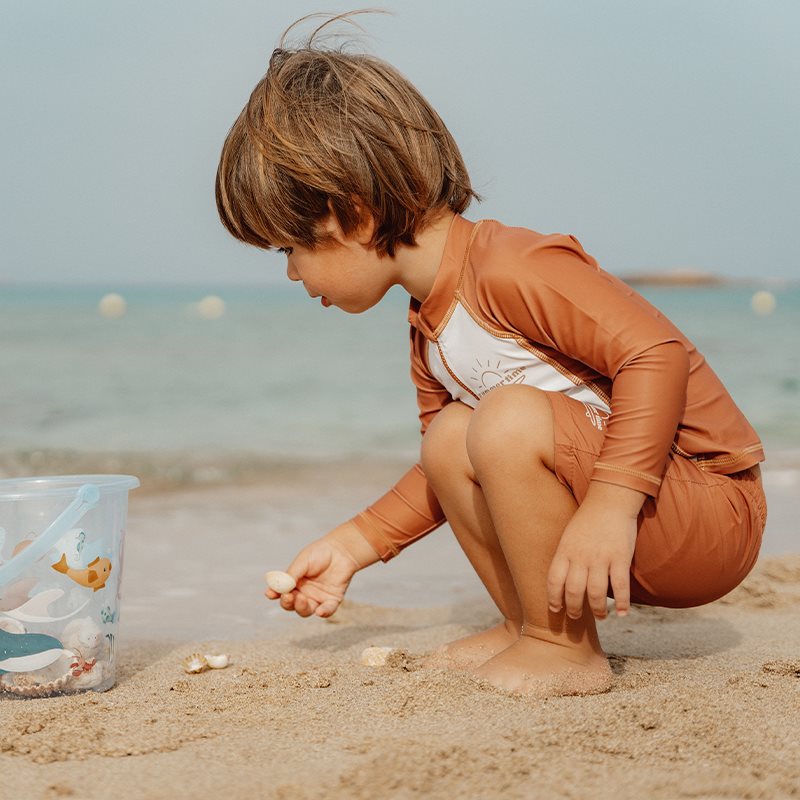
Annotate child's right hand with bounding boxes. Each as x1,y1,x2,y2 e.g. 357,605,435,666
264,522,379,619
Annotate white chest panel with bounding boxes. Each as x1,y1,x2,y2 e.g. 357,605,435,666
426,302,610,412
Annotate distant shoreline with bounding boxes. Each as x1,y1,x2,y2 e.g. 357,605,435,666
620,270,798,288
622,269,727,287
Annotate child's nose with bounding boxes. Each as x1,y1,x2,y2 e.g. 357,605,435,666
286,262,300,281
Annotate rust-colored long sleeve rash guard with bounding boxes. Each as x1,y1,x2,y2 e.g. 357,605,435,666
350,215,765,561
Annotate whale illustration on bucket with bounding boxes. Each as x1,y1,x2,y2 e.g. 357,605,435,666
0,475,138,697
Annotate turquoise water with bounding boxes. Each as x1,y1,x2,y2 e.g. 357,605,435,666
1,281,798,472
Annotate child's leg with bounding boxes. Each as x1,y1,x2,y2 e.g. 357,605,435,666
421,401,524,669
421,385,764,696
420,392,611,693
463,385,611,696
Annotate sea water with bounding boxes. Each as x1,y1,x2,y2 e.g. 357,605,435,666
1,281,798,474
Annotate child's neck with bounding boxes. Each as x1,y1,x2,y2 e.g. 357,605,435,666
393,210,456,304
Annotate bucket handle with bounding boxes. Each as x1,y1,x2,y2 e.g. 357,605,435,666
0,484,100,588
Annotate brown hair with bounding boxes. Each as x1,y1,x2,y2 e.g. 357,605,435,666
215,11,479,257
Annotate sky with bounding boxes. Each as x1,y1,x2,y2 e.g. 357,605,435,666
1,0,798,285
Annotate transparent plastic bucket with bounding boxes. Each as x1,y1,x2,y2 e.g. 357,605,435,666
0,475,139,698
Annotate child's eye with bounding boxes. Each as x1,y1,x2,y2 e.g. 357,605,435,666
277,247,293,255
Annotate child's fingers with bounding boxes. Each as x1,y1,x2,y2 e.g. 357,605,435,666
314,599,339,618
293,592,316,618
610,565,631,616
563,564,589,620
546,555,569,612
279,592,297,611
586,568,610,618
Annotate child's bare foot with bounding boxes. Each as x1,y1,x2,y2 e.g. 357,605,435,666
471,635,613,697
423,619,520,670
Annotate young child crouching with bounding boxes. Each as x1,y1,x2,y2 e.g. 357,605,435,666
215,17,766,697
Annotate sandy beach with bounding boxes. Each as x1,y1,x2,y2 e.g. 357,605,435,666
3,462,799,799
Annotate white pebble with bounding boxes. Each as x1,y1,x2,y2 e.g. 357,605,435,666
98,293,126,319
360,646,398,667
751,290,776,315
265,570,296,594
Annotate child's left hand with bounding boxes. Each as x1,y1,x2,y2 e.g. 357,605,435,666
547,482,646,620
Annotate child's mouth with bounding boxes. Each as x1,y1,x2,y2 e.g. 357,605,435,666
321,297,331,307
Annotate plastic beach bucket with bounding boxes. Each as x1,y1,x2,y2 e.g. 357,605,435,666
0,475,139,697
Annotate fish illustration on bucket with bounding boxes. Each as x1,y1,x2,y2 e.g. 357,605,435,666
0,476,138,697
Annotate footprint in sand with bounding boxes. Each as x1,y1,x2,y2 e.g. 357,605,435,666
761,660,800,678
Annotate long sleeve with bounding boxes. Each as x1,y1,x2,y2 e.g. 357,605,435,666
349,463,445,561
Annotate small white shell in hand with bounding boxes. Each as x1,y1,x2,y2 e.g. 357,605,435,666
360,646,398,667
265,570,296,594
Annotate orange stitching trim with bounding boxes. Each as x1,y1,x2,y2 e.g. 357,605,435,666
695,444,764,468
388,486,440,524
356,512,400,557
593,462,662,486
519,340,610,406
434,340,480,401
457,220,487,287
433,298,460,340
586,381,611,407
455,293,519,341
432,221,487,339
670,441,694,459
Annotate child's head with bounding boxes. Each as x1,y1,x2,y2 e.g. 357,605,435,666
215,12,478,257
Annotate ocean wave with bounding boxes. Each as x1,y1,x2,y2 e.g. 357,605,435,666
0,448,416,495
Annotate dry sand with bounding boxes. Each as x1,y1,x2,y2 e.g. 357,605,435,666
2,471,799,800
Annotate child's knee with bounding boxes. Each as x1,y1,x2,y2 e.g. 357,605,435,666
466,386,554,472
421,401,473,482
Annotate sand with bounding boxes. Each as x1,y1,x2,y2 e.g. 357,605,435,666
2,467,799,799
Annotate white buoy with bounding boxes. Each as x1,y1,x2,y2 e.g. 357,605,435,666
98,293,127,319
751,290,776,315
197,295,225,319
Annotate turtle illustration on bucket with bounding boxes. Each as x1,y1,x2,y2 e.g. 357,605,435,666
0,476,138,697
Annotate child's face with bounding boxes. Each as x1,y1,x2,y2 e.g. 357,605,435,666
281,216,394,314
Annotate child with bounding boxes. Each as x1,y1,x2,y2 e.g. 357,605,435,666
215,15,767,697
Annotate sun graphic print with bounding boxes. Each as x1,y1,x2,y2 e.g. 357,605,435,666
469,358,528,397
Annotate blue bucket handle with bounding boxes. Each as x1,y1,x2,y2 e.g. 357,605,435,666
0,483,100,588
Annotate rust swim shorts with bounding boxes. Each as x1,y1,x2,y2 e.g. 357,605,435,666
546,391,768,608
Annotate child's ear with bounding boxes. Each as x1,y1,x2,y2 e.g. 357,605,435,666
325,198,376,246
351,200,376,245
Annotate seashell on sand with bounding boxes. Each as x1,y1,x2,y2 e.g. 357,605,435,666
204,653,231,669
0,670,73,697
265,570,296,594
70,661,106,690
182,653,209,674
360,646,399,667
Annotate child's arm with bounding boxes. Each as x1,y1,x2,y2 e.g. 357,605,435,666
264,520,381,618
267,343,452,618
331,334,452,563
